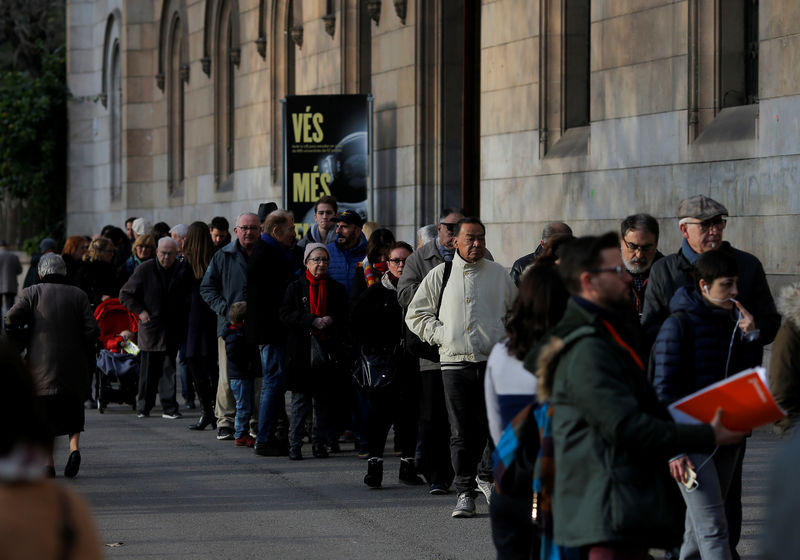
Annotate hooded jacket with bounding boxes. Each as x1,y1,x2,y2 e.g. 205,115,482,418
326,234,367,294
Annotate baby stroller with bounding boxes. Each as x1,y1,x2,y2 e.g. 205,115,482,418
93,298,140,413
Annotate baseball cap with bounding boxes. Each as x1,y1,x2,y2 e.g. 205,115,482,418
330,210,364,227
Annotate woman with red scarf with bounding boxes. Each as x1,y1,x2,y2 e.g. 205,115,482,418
280,243,349,460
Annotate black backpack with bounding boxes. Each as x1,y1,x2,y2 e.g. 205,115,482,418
403,261,453,363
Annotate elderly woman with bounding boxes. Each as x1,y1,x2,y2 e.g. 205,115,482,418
118,233,156,285
61,235,90,284
280,243,349,460
4,254,99,479
351,241,424,488
75,237,119,307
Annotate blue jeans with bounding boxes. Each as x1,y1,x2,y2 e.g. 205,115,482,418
289,391,330,448
177,346,195,403
679,444,742,560
256,343,286,445
229,379,254,439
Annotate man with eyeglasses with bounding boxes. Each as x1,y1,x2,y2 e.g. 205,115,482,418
641,195,779,560
298,195,339,248
620,214,663,317
527,232,744,557
200,212,262,441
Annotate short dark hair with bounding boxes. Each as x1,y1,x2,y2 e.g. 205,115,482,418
366,228,395,263
210,216,229,231
620,213,660,241
542,222,572,241
453,217,485,238
126,216,138,226
557,232,620,295
315,195,338,213
440,207,466,220
694,250,738,290
152,222,171,239
387,241,413,255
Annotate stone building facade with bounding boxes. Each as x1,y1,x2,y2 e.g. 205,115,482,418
67,0,799,288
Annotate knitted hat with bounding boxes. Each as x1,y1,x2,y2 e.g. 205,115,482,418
39,238,57,253
303,243,329,263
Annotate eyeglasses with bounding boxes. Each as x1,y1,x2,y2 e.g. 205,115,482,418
589,265,629,277
387,258,407,265
439,222,456,233
683,218,726,233
623,240,655,253
236,225,260,232
308,257,329,264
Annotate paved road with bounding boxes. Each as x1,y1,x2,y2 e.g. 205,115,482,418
55,405,782,559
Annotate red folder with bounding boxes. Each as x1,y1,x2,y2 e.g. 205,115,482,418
668,367,786,432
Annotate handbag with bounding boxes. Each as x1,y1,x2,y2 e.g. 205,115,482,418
309,335,334,371
353,346,399,392
96,349,139,378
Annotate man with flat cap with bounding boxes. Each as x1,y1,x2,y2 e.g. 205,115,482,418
641,194,780,560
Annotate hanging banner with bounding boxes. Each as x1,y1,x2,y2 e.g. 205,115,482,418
282,94,372,240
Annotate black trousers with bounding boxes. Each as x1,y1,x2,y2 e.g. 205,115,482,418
416,367,454,487
186,356,219,418
138,351,178,415
441,362,493,494
365,369,420,458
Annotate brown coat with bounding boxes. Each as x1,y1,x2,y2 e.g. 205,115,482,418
0,480,103,560
770,283,799,432
5,278,99,397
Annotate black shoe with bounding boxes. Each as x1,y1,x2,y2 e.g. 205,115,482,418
188,415,217,431
364,457,383,488
185,400,196,410
64,451,81,479
216,427,235,441
312,443,329,459
429,483,449,495
399,457,425,485
289,447,303,461
254,443,285,457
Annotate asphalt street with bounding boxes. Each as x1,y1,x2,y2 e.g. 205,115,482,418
55,404,783,560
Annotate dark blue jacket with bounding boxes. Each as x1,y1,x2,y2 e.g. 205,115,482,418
223,323,259,380
326,234,367,294
652,286,762,405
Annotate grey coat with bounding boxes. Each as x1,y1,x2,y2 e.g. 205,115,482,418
5,278,99,397
200,239,249,337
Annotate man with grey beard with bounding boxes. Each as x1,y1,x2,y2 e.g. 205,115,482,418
619,213,662,317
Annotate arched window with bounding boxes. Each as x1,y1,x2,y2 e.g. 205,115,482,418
204,0,240,191
102,11,122,202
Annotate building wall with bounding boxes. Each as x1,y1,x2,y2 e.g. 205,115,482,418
67,0,799,294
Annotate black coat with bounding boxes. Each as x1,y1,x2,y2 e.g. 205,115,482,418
75,260,119,307
246,238,301,345
185,275,217,359
119,259,190,353
280,274,349,393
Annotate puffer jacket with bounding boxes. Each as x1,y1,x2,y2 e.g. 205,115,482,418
769,283,800,430
652,286,763,405
641,241,780,347
405,251,516,363
326,235,367,294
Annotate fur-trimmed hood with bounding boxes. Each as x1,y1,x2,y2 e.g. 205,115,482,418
778,282,800,330
532,336,564,401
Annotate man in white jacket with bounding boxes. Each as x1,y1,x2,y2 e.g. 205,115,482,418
406,217,517,518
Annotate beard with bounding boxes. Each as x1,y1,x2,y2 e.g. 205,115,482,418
623,255,651,275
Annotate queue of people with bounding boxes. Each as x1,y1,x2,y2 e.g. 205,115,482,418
2,192,798,560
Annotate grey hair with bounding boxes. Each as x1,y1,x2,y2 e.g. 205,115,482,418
169,223,189,238
236,212,259,226
542,222,573,242
158,237,178,251
38,253,67,277
417,224,437,246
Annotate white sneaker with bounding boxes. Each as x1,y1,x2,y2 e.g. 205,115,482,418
476,476,494,505
452,492,476,518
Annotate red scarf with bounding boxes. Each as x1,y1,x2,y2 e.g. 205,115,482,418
305,269,327,318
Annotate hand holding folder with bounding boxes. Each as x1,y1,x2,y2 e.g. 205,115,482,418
668,367,786,432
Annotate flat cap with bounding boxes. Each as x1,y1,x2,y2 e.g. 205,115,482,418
677,195,728,220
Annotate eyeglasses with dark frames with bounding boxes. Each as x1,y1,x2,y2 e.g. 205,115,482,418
439,222,456,233
683,218,726,233
623,240,656,253
387,258,407,265
308,257,329,264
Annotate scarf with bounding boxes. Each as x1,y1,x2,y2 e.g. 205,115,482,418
305,269,328,318
681,238,701,265
435,237,455,262
363,259,389,286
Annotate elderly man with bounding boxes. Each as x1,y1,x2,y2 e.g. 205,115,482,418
5,253,99,478
407,217,517,518
326,209,367,293
201,212,261,440
169,224,189,254
120,237,190,420
510,221,573,286
620,213,663,317
298,195,339,248
0,239,21,331
528,233,743,557
248,210,302,456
